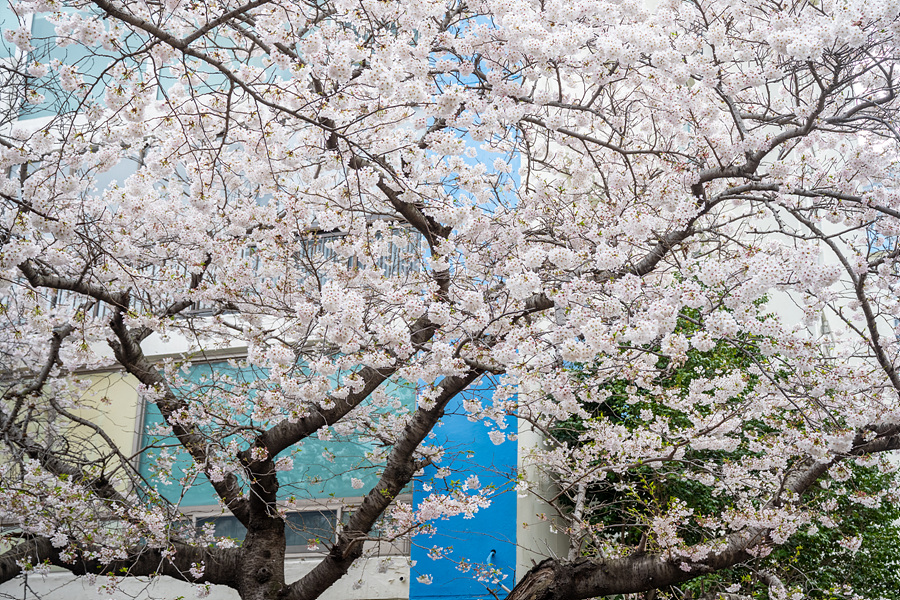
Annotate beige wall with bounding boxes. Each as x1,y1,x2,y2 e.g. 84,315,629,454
67,372,143,459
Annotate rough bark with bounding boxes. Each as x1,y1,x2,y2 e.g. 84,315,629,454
0,537,240,587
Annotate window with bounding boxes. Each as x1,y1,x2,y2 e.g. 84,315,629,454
197,509,339,553
192,498,411,556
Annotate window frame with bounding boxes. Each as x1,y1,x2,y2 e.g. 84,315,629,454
186,494,411,557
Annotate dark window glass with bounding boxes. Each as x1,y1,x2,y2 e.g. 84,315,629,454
197,515,247,543
285,510,337,549
198,510,337,551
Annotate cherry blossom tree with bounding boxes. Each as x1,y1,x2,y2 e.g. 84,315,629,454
1,0,900,599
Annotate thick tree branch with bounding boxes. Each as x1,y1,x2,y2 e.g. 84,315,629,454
0,536,239,588
106,308,252,524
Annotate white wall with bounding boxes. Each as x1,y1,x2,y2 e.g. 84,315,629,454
0,555,410,600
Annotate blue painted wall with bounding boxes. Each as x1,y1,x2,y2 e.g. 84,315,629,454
410,376,517,600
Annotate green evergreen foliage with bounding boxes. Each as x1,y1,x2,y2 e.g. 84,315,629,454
555,313,900,599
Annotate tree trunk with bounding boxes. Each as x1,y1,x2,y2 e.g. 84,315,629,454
236,455,288,600
236,524,287,600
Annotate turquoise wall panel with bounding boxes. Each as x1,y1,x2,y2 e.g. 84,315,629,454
138,360,416,507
